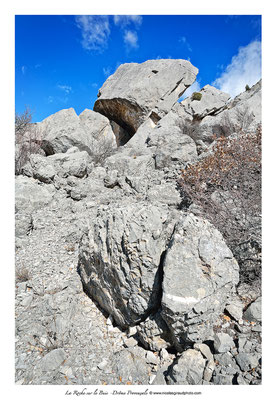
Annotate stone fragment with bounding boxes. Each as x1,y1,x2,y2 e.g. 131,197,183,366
40,348,66,372
203,359,215,382
243,297,262,323
225,302,244,322
213,374,234,385
194,343,214,361
235,352,260,372
167,349,206,385
214,333,236,354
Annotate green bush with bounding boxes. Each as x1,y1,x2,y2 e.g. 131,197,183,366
245,84,250,91
191,92,202,101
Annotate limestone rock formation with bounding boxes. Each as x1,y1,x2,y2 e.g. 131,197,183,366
15,58,262,386
94,59,198,139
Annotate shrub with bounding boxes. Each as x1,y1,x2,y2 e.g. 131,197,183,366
16,266,32,283
191,92,202,101
178,126,261,285
245,84,250,91
15,107,43,175
220,105,255,137
90,137,116,166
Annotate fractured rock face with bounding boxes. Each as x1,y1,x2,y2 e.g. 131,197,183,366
94,59,198,138
78,202,179,328
161,213,240,349
181,84,230,119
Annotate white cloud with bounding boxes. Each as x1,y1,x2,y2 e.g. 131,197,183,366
123,30,138,49
178,80,201,102
75,15,110,51
213,40,261,98
113,15,142,28
179,36,192,52
57,84,72,94
21,66,26,75
103,66,112,77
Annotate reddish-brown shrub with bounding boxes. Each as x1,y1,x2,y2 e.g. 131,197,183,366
178,126,261,284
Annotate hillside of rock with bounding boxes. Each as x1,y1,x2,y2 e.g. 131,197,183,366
15,59,262,386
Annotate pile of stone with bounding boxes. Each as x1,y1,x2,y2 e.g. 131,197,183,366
15,58,262,385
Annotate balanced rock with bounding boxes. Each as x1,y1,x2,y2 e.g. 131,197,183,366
94,59,198,138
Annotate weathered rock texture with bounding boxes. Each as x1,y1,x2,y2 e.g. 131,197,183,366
78,203,178,328
94,59,198,138
39,107,116,155
161,214,240,349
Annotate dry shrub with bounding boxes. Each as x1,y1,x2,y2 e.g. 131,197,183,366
178,125,261,284
15,107,43,175
16,266,32,283
91,137,116,166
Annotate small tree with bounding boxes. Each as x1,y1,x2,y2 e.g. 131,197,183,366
15,107,42,175
178,126,261,285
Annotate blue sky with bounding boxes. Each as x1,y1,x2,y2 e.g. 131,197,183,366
15,14,261,122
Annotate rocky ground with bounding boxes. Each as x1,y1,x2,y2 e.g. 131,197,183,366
15,59,262,386
15,188,262,386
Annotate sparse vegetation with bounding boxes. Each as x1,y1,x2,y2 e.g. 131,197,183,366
16,266,32,283
178,125,261,284
15,107,43,175
90,137,116,166
220,105,256,137
245,84,250,91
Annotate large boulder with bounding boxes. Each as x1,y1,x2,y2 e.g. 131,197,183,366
94,59,198,138
39,108,93,155
39,108,116,155
78,202,179,328
161,213,240,349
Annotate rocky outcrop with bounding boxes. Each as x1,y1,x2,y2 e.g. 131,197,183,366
22,148,92,183
183,80,262,146
181,84,230,119
94,59,198,138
